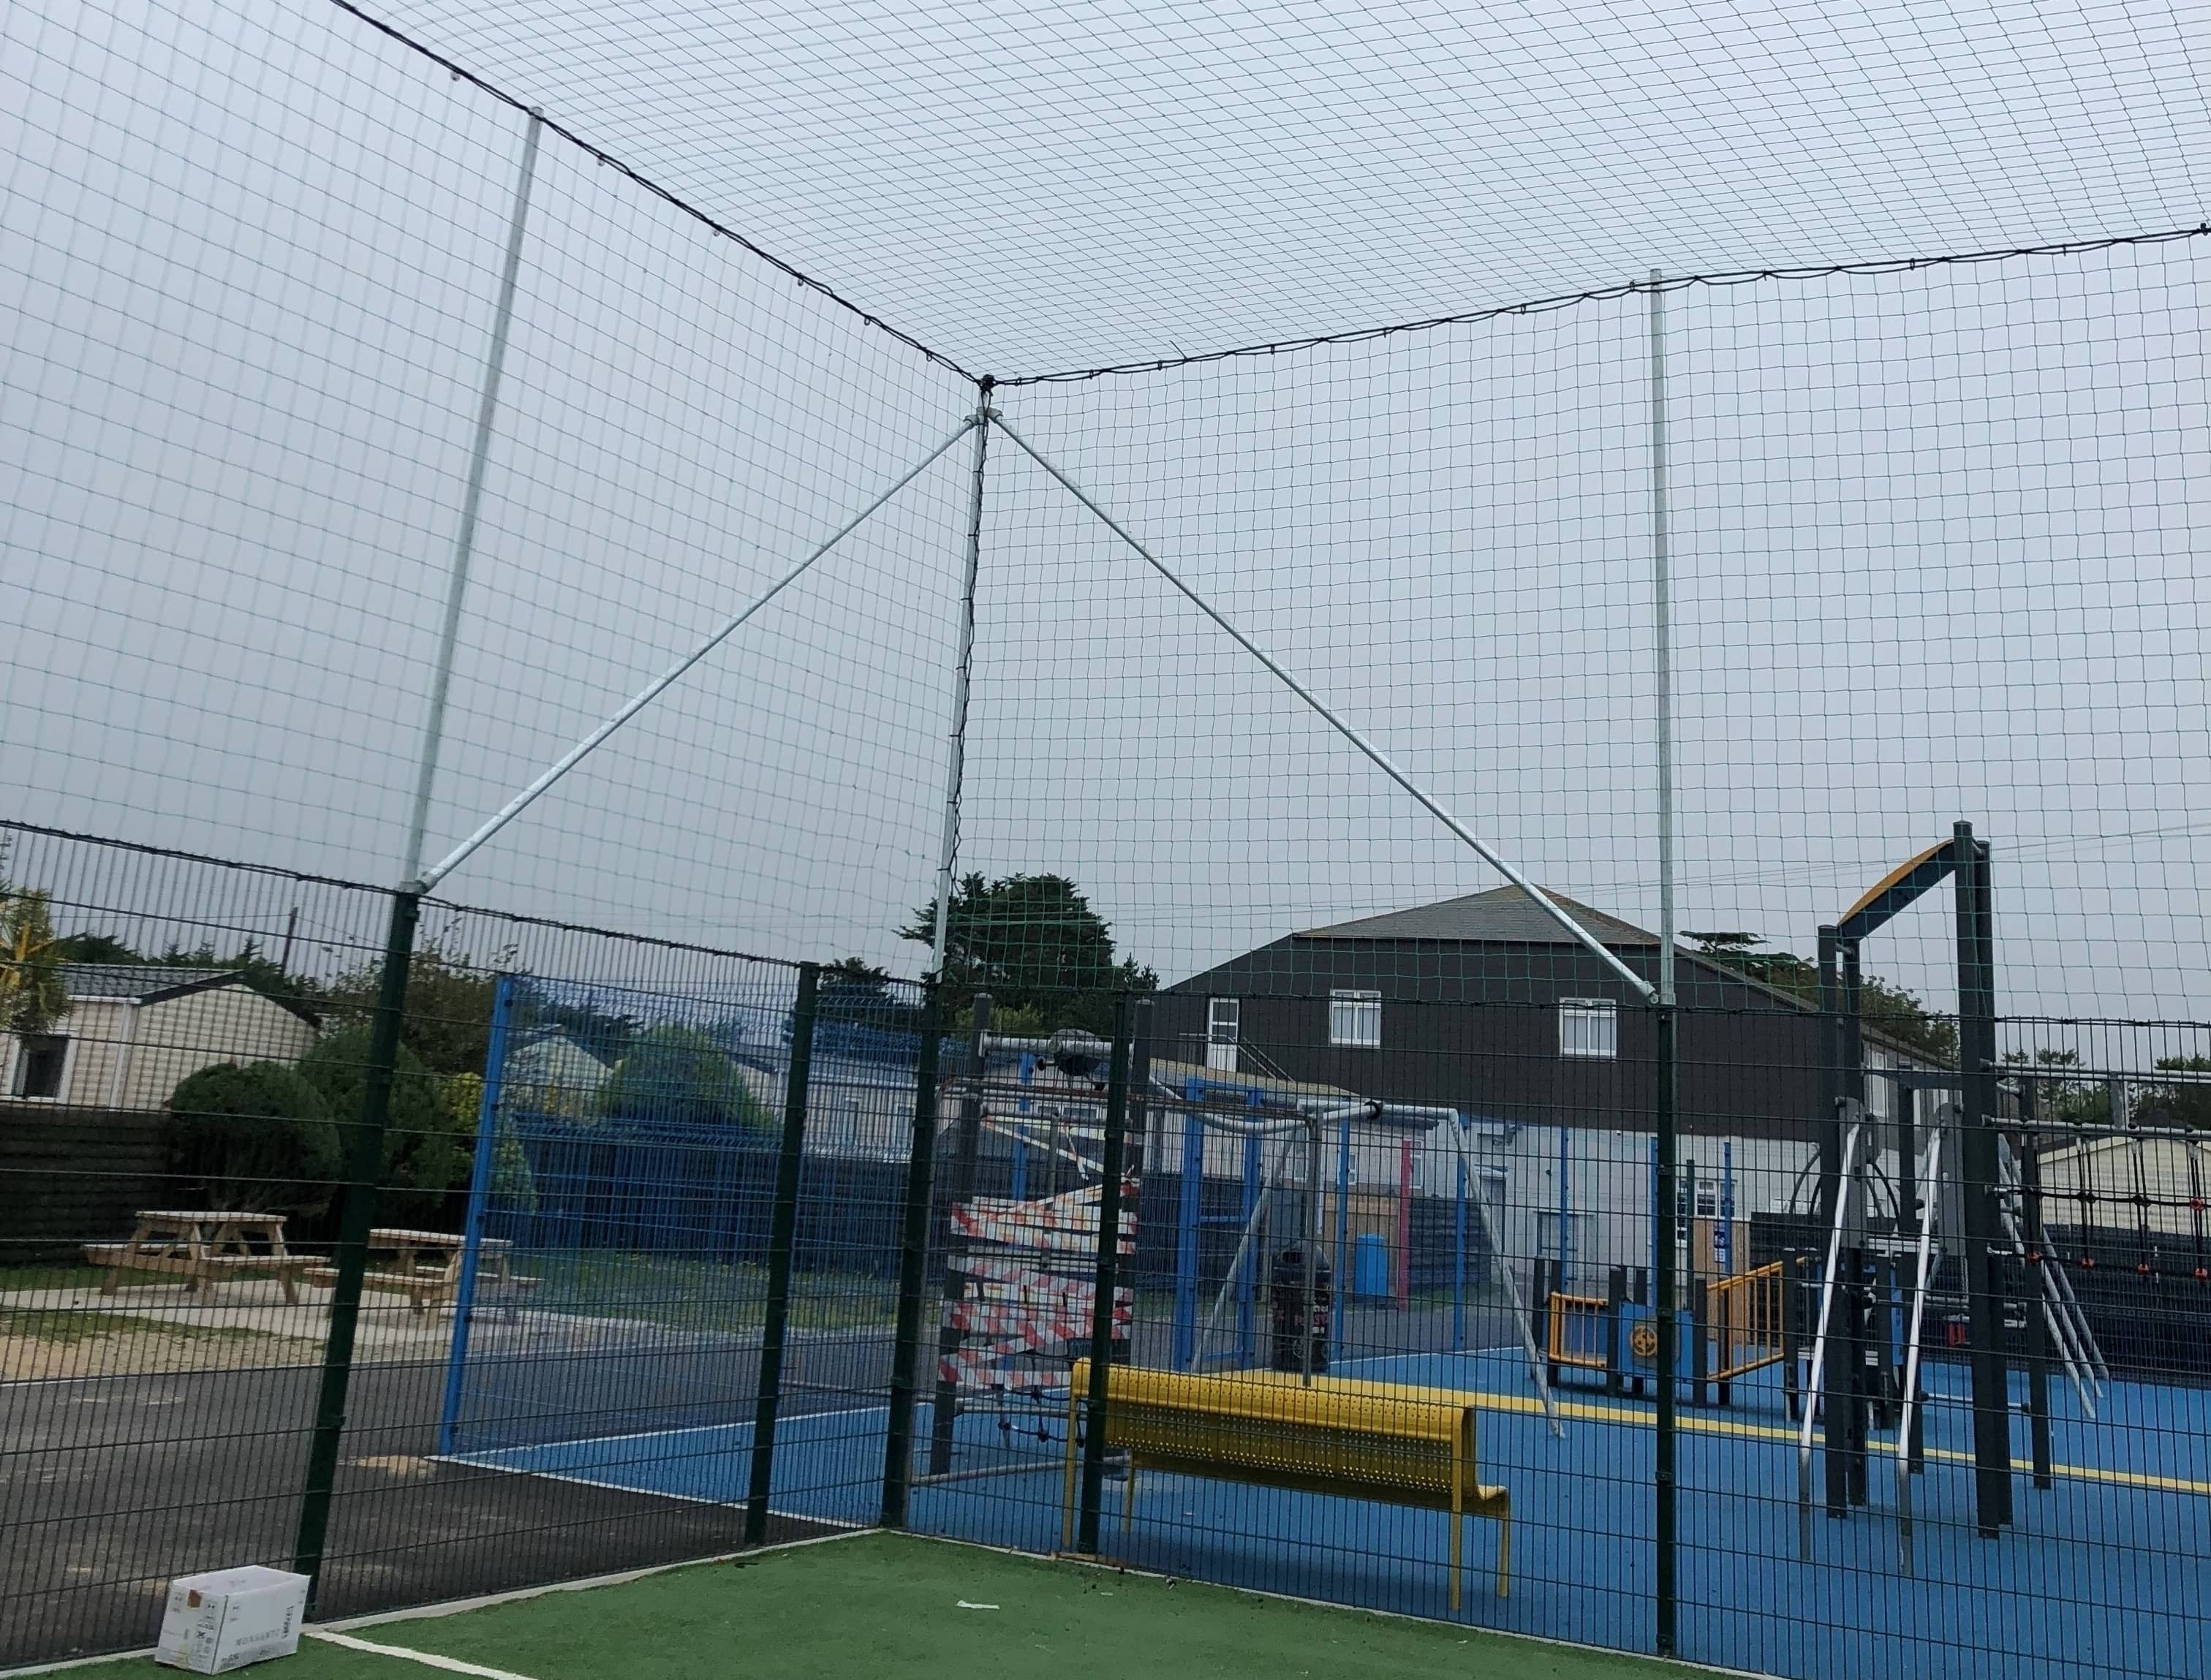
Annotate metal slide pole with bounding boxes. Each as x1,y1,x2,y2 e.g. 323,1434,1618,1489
417,415,981,892
747,963,820,1545
986,413,1655,1004
1797,1116,1862,1559
1440,1116,1564,1435
293,886,421,1608
1897,1122,1943,1573
929,380,997,972
1076,999,1137,1554
1647,270,1679,1660
401,113,543,888
1190,1130,1294,1366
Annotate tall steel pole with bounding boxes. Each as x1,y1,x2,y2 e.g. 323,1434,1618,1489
1647,272,1679,1660
929,378,997,975
402,112,543,888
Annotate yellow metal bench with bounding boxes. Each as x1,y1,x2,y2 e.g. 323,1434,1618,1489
1062,1360,1510,1607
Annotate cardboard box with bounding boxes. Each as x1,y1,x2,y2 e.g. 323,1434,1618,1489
156,1567,310,1673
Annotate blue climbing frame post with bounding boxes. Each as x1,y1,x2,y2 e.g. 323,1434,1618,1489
1173,1083,1203,1369
1238,1100,1263,1363
438,974,515,1457
1331,1114,1353,1359
1453,1138,1468,1351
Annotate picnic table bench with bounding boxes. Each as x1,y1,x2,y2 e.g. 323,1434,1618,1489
303,1228,536,1316
85,1211,317,1303
1062,1360,1511,1608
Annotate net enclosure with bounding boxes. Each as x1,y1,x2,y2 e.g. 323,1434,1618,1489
4,3,2211,1679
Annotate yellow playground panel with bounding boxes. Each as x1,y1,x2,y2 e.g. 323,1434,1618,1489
1062,1360,1511,1608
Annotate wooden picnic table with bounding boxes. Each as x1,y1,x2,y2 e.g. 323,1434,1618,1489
84,1211,315,1303
303,1227,534,1317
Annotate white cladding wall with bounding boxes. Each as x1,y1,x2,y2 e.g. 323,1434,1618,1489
53,988,318,1110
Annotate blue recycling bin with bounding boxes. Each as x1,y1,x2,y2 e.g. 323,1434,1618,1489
1353,1231,1391,1299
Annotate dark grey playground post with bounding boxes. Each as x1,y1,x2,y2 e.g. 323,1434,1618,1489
1075,996,1138,1556
881,985,943,1527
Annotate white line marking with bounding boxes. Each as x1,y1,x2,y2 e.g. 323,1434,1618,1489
304,1630,537,1680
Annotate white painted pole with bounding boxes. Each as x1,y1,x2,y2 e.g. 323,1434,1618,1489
403,113,544,888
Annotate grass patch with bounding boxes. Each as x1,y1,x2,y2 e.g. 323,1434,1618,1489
0,1306,294,1347
0,1263,121,1293
55,1531,1731,1679
525,1252,897,1333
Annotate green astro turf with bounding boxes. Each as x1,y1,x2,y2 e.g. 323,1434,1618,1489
48,1534,1744,1680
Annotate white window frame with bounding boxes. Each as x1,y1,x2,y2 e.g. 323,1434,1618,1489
1559,999,1618,1060
6,1032,77,1102
1329,989,1383,1049
1206,997,1240,1072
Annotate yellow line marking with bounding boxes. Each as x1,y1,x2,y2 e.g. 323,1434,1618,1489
1460,1388,2211,1497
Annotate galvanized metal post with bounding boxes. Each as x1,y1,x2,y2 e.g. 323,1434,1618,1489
293,885,422,1607
881,985,944,1528
927,379,997,975
1649,269,1680,1661
929,994,992,1475
401,113,543,888
1076,997,1138,1554
747,962,820,1545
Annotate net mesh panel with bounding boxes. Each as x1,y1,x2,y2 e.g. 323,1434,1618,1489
4,1,2211,1677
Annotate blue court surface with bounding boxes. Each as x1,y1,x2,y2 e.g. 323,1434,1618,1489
449,1350,2211,1680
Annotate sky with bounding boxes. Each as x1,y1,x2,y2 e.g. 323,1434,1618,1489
4,0,2210,1037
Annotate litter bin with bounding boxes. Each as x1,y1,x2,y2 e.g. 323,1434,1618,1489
1270,1244,1332,1373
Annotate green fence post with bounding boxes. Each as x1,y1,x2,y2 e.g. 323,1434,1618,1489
880,983,943,1528
929,994,992,1475
1076,995,1137,1555
1653,998,1679,1657
747,962,820,1546
293,885,421,1610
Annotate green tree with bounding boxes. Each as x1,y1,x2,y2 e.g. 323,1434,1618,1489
817,957,921,1032
298,1025,474,1219
2140,1056,2211,1132
154,938,323,1023
442,1070,537,1214
165,1062,343,1217
0,878,70,1039
319,939,499,1075
51,931,143,966
899,873,1155,1036
600,1024,772,1130
1685,932,1958,1064
2003,1047,2109,1126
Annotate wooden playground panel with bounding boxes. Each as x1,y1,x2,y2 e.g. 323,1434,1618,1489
1542,1259,1787,1403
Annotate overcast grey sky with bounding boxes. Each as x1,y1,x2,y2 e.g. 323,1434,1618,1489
4,0,2209,1029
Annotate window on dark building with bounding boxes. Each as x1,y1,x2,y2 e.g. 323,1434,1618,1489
1329,990,1382,1048
1559,999,1617,1059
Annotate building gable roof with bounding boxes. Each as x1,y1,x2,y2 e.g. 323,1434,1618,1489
59,964,322,1028
62,964,249,1002
1295,886,1655,948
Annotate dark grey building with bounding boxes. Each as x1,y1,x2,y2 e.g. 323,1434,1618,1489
1160,886,1931,1138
